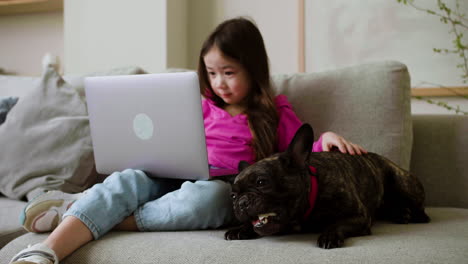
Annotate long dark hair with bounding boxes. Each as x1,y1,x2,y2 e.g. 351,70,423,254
198,17,279,161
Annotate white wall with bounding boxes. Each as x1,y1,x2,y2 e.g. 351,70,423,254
0,0,300,75
0,11,63,76
64,0,187,75
2,0,465,114
167,0,188,69
305,0,467,115
2,0,465,82
186,0,219,71
305,0,467,87
186,0,301,74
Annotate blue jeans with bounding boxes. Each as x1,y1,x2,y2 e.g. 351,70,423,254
63,169,234,239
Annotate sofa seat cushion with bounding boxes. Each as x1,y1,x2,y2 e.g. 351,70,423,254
1,207,466,264
0,197,26,249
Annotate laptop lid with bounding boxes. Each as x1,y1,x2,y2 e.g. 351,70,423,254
84,72,213,180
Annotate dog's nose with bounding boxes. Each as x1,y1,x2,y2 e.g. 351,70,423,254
238,197,249,211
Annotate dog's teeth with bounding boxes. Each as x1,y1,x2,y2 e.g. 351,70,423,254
258,213,277,219
257,212,277,224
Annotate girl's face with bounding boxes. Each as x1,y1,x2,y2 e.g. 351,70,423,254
203,46,251,107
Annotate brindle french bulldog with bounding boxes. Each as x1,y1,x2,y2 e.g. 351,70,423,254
224,123,430,249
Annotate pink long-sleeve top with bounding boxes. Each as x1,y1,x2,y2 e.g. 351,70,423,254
203,94,323,170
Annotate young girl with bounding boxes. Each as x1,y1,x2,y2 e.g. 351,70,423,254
10,17,366,264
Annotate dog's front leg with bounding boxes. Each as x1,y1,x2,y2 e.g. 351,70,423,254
317,216,371,249
225,224,260,240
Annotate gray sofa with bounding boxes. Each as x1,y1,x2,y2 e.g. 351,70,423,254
0,61,467,263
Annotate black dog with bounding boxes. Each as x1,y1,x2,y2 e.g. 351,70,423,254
225,124,429,249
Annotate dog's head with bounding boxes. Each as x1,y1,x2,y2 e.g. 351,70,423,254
231,124,314,236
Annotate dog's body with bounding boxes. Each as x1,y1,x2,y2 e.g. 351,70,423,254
225,124,429,248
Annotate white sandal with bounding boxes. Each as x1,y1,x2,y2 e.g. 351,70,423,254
10,243,58,264
20,190,83,233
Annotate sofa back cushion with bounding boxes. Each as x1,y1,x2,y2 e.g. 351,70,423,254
0,65,145,201
272,61,412,170
0,66,97,200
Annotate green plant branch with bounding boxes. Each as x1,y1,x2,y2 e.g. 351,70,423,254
413,96,468,115
398,0,468,28
397,0,467,83
397,0,468,115
413,81,468,115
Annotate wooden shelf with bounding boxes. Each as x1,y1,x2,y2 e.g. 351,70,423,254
0,0,62,15
411,86,468,97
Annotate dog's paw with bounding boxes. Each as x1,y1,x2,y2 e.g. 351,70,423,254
411,209,430,223
391,207,412,224
389,206,431,224
317,230,344,249
225,225,259,240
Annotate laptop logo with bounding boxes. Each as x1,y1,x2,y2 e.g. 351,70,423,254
133,113,154,140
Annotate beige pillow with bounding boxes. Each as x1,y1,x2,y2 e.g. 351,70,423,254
0,66,97,200
272,61,413,170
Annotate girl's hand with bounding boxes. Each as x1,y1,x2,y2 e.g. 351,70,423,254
321,131,367,155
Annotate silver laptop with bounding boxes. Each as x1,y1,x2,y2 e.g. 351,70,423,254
84,72,237,180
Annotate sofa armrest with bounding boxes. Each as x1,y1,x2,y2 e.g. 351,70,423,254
411,114,468,208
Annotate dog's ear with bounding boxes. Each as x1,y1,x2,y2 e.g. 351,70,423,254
286,123,314,167
238,161,250,172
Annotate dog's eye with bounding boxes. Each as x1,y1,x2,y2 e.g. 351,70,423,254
231,193,237,199
257,179,268,186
